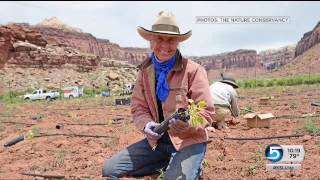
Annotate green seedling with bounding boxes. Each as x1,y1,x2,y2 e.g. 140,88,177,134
188,99,206,128
156,168,165,180
201,159,209,169
304,117,320,136
67,112,77,121
53,149,66,167
105,119,113,126
248,144,265,176
102,135,119,148
217,154,225,161
27,130,34,141
26,127,41,141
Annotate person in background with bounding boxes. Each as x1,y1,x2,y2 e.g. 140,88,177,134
209,76,240,130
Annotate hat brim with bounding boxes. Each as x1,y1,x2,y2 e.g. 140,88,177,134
137,26,192,42
220,80,239,89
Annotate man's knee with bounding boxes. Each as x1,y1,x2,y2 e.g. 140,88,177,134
102,159,120,178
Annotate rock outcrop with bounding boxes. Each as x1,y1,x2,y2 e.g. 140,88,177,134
28,18,149,64
295,21,320,57
1,18,320,93
273,43,320,76
0,17,149,68
7,41,100,72
191,49,259,71
0,24,47,68
0,22,138,93
191,45,297,72
259,45,296,70
0,65,138,93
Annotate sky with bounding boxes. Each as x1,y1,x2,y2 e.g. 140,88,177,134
1,1,320,56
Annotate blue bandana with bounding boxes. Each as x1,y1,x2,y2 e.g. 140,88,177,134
151,52,176,102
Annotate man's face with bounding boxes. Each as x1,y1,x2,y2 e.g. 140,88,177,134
150,35,179,61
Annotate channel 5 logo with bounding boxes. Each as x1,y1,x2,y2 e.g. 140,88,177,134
265,144,284,162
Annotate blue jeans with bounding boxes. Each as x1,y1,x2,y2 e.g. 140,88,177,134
102,137,207,180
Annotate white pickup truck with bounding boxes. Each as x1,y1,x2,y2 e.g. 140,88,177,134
24,89,60,101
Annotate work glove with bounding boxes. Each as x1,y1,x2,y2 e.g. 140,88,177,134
144,121,162,141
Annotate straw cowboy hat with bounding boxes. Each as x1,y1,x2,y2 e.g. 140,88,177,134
220,77,239,89
137,10,192,42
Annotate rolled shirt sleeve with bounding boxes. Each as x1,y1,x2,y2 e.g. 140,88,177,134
131,70,153,131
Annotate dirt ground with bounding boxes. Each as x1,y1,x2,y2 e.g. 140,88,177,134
0,84,319,180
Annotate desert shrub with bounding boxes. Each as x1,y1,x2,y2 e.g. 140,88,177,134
0,91,25,104
275,78,286,86
83,87,104,97
304,117,320,136
265,79,275,87
256,80,265,87
238,74,320,88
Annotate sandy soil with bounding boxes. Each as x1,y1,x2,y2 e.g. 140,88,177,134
0,85,319,180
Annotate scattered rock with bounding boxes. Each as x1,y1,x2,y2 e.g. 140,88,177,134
303,135,312,142
106,72,119,81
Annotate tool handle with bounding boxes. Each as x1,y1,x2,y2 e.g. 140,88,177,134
4,135,25,147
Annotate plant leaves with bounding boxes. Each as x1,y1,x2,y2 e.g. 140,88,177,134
198,100,206,109
189,99,206,128
27,130,34,141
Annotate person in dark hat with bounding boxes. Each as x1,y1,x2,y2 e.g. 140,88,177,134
102,10,214,179
209,76,240,130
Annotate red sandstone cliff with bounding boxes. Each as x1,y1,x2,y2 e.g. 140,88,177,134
0,24,47,68
295,21,320,57
27,17,149,64
191,49,260,71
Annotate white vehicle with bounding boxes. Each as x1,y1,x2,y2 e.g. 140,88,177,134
24,89,60,101
63,86,84,99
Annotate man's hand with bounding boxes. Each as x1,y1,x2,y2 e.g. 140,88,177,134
168,118,192,135
144,121,162,141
